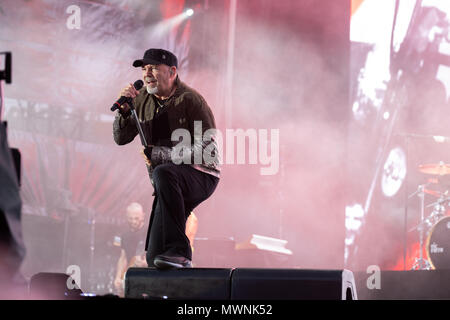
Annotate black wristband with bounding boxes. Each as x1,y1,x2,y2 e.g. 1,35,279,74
118,107,132,118
143,146,153,162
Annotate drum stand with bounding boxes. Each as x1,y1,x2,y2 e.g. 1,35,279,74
87,208,96,293
425,194,448,228
411,184,431,270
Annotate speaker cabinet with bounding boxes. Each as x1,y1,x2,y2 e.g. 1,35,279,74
124,267,357,300
231,268,357,300
29,272,83,300
354,270,450,300
124,268,233,300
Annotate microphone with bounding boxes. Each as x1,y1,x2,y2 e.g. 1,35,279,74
110,80,144,111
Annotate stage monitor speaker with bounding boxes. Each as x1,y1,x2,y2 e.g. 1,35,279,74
354,270,450,300
124,267,233,300
29,272,84,300
231,268,357,300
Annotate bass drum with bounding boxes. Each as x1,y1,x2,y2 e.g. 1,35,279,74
426,216,450,269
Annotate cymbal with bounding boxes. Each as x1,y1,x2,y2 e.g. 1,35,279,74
423,188,446,198
418,162,450,176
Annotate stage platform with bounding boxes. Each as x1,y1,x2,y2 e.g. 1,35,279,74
124,267,357,300
354,269,450,300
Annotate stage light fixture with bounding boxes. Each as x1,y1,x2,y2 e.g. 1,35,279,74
186,8,194,17
381,147,407,197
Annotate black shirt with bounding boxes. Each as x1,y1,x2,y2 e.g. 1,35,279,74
151,95,172,146
120,228,146,262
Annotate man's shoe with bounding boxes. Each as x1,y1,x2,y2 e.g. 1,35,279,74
154,255,192,269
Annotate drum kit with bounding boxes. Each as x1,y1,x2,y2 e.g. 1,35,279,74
409,161,450,270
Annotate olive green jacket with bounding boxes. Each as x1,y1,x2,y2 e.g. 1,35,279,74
113,76,220,178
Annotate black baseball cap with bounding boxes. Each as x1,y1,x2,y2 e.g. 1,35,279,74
132,48,178,68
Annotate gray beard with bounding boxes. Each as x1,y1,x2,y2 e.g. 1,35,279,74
146,85,158,95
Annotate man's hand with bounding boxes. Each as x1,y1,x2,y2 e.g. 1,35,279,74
120,82,140,99
118,83,140,113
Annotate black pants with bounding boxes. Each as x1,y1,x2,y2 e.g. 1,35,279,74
145,163,219,267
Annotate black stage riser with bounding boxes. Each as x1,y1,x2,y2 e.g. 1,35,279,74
29,272,84,300
231,268,356,300
125,268,232,300
354,270,450,300
124,268,357,300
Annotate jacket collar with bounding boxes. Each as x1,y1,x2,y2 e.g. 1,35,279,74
172,75,185,98
139,75,185,102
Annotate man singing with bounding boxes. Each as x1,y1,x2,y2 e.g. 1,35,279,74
112,48,220,269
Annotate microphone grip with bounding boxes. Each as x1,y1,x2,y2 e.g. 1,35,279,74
110,80,144,112
111,96,130,112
